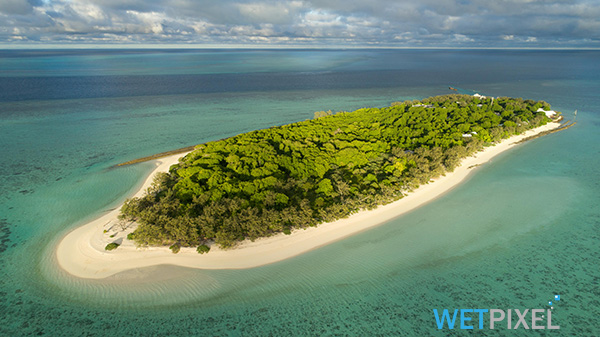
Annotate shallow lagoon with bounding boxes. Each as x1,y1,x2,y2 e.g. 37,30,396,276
0,49,598,335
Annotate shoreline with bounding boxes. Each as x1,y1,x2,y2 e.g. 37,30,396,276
56,122,562,279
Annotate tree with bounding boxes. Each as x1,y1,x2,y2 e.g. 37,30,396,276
169,244,181,254
197,245,210,254
105,243,119,251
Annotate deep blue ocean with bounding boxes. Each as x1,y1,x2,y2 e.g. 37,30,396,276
0,49,598,336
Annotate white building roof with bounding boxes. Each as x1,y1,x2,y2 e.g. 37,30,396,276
537,108,557,118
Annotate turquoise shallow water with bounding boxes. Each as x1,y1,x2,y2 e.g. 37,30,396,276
0,49,598,335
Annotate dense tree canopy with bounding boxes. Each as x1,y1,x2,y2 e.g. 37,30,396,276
120,95,553,250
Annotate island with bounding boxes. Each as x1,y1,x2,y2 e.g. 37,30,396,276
56,94,566,278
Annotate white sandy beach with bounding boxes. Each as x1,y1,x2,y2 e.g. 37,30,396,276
56,122,561,279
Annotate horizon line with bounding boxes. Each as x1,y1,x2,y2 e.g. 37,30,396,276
1,44,599,51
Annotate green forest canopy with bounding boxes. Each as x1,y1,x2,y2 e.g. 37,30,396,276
119,94,554,250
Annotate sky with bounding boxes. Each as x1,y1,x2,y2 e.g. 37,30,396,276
0,0,599,48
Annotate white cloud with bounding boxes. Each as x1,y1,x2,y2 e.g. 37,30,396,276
452,34,474,43
0,0,34,15
236,1,304,25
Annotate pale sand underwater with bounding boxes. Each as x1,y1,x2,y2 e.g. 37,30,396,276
56,122,561,279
